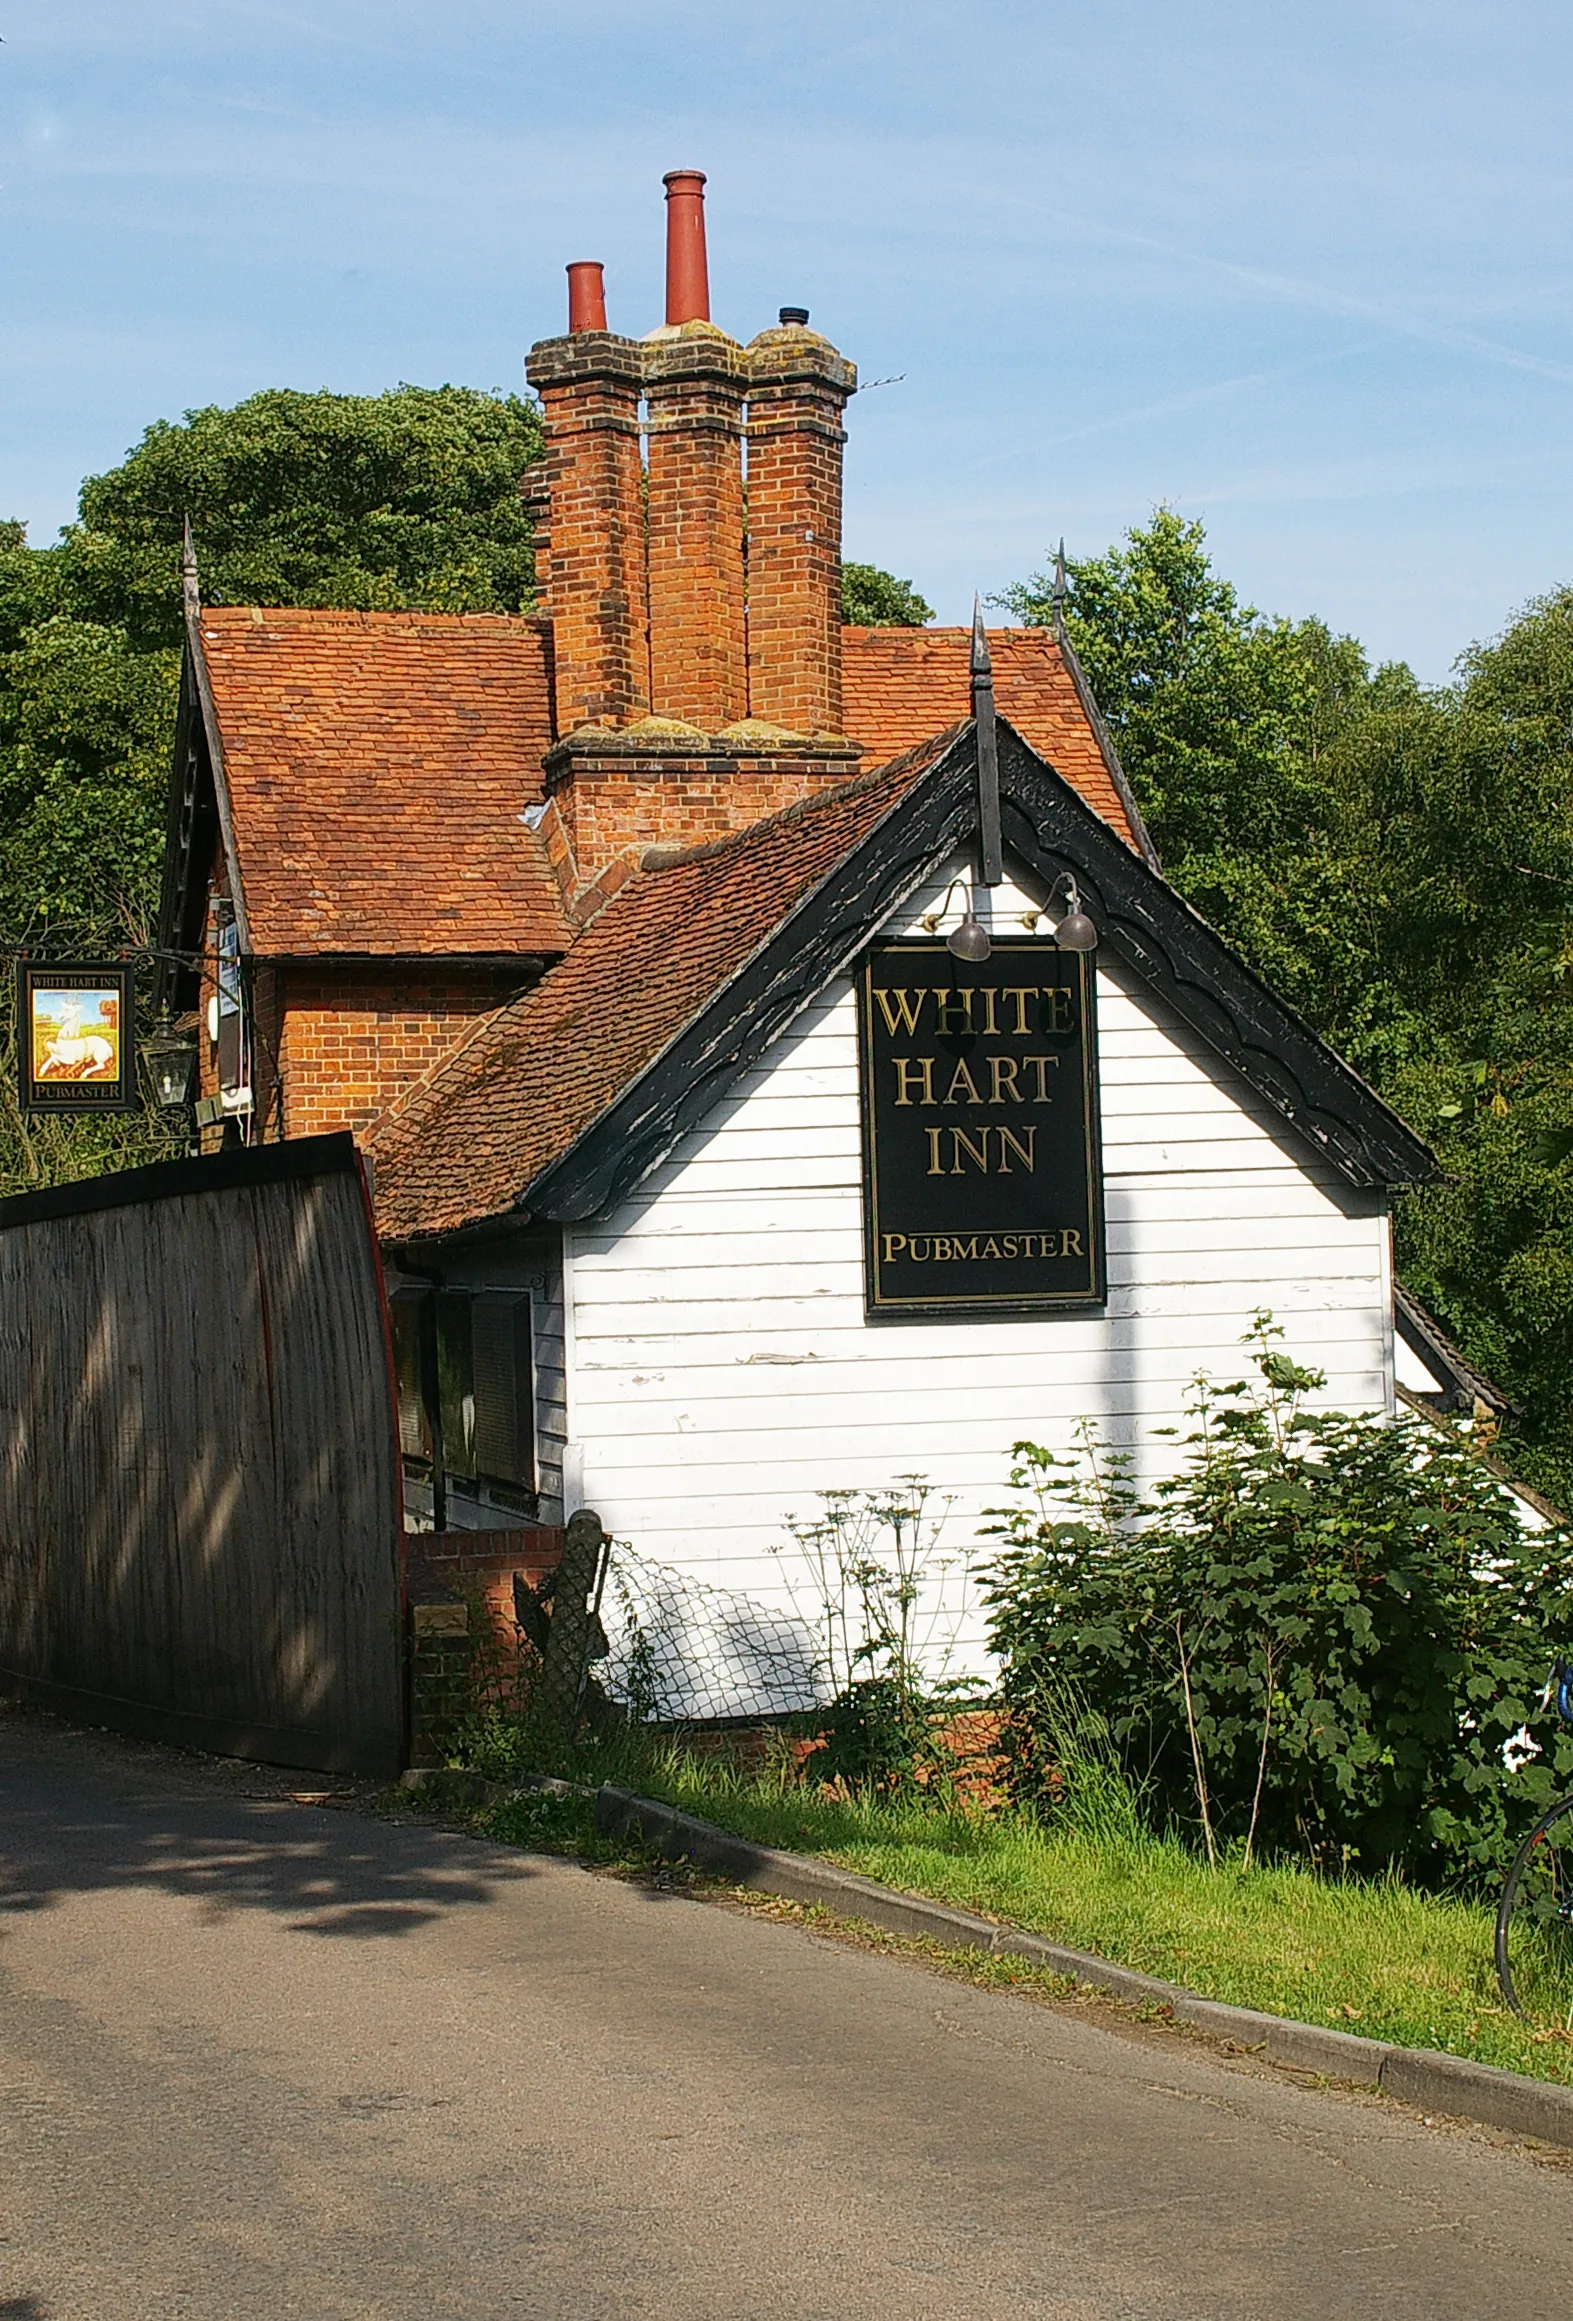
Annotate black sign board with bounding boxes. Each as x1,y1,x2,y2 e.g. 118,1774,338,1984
17,961,137,1114
858,939,1104,1317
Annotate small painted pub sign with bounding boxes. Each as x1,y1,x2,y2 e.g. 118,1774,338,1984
858,939,1104,1317
17,962,136,1113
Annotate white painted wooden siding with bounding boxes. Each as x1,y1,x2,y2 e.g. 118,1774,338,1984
565,855,1394,1682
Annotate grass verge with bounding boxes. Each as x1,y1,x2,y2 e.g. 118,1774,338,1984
442,1733,1573,2089
639,1757,1573,2084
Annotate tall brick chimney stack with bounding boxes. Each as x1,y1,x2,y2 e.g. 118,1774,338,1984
530,175,863,910
643,171,748,728
746,314,857,735
526,270,649,729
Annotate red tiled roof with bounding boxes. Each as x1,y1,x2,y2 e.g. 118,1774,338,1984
842,626,1136,846
199,608,571,956
196,611,1132,962
369,740,948,1241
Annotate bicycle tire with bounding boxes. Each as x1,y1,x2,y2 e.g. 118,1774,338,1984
1496,1787,1573,2022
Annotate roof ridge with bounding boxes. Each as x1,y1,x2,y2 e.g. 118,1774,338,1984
199,604,548,629
638,725,966,874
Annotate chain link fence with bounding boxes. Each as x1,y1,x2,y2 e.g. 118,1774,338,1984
595,1546,824,1724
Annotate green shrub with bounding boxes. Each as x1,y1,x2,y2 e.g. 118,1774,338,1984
981,1318,1573,1885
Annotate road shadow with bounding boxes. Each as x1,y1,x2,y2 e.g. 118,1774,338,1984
0,1701,541,1939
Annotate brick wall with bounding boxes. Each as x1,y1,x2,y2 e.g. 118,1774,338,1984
541,727,862,902
405,1524,566,1762
275,962,532,1140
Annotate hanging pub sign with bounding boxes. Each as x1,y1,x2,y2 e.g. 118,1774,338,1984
16,960,136,1113
858,938,1105,1318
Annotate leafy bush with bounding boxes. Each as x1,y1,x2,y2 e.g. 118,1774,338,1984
981,1320,1573,1886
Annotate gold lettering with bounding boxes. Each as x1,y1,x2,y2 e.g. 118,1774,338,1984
980,986,999,1036
893,1056,935,1106
875,988,926,1035
996,1125,1037,1173
935,988,975,1036
1062,1229,1084,1256
1023,1055,1060,1101
882,1234,907,1261
988,1056,1022,1104
982,1237,1002,1260
942,1057,982,1105
1002,987,1036,1034
1003,1235,1019,1258
924,1127,945,1175
953,1235,979,1260
1041,985,1076,1033
946,1128,988,1174
910,1237,932,1262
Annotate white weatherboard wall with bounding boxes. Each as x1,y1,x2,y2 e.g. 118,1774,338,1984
566,856,1393,1678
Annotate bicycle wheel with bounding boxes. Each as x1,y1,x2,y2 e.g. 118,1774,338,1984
1496,1789,1573,2022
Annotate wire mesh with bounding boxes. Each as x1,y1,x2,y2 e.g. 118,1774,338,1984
597,1547,824,1724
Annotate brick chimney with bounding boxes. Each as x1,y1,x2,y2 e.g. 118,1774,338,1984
746,314,857,735
527,176,864,909
526,276,649,730
643,172,748,727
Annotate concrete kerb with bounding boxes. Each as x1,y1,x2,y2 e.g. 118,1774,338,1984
594,1784,1573,2151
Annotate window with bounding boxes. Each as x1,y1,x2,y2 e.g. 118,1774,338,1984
389,1285,536,1530
212,900,252,1121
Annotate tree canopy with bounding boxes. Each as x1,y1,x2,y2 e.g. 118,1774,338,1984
841,562,933,627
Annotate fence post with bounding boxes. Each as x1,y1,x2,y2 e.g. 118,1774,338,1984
536,1506,607,1745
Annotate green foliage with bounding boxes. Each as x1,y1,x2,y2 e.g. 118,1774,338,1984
58,384,543,649
841,561,934,627
981,1322,1573,1887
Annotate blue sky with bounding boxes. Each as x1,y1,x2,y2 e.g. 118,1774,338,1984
4,0,1572,680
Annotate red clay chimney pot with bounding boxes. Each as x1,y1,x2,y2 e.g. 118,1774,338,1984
566,260,608,333
662,168,710,326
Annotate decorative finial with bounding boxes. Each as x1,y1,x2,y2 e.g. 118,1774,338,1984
181,517,199,622
970,592,992,680
1051,538,1068,636
970,593,1003,889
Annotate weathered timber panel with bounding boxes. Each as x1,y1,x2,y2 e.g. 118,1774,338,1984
0,1134,403,1772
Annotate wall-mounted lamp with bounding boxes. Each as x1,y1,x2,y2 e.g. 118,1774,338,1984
1052,876,1099,952
144,1014,199,1110
919,878,991,962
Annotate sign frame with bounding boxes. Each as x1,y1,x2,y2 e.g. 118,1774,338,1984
16,960,138,1115
857,937,1106,1321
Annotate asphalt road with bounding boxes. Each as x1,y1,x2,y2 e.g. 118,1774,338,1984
2,1707,1570,2320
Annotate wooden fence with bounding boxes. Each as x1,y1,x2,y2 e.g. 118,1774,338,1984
0,1132,404,1774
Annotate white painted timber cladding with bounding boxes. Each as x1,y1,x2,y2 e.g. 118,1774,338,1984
566,856,1394,1670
